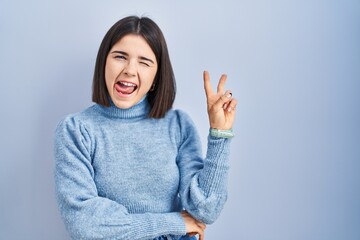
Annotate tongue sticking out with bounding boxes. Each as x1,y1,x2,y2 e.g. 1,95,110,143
115,82,137,95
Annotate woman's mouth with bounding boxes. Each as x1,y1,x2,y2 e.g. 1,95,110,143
115,81,138,95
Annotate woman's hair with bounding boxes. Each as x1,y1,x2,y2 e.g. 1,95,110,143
92,16,176,118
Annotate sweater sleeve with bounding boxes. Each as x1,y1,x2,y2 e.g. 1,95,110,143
54,116,186,240
175,111,231,224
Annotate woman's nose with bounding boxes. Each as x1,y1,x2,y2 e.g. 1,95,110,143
123,61,137,77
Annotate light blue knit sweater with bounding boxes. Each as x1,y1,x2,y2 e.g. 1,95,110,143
54,97,231,240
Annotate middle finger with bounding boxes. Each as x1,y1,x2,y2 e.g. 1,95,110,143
217,74,227,94
197,221,206,230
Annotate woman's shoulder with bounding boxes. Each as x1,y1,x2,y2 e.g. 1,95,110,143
164,109,201,144
55,104,100,131
165,108,193,123
164,109,197,134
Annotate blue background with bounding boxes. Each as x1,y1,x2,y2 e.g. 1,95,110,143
0,0,359,239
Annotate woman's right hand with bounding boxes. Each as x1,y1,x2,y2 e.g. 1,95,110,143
181,211,206,240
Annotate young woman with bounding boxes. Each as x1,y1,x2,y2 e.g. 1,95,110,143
54,16,237,240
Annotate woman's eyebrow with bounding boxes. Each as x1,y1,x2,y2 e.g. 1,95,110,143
111,50,155,64
111,50,128,56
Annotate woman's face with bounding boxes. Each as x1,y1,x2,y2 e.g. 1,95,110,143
105,34,158,109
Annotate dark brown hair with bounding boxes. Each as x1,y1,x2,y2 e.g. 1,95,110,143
92,16,176,118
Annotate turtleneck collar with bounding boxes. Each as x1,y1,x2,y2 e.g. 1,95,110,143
95,96,150,120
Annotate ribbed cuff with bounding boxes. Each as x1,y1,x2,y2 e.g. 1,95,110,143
198,135,231,196
128,212,186,239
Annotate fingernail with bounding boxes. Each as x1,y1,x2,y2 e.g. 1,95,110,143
228,106,232,112
223,103,228,109
227,93,232,98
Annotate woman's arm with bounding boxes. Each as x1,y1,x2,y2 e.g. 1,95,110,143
177,71,237,225
54,117,186,240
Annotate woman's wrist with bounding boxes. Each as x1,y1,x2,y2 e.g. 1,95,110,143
209,128,234,139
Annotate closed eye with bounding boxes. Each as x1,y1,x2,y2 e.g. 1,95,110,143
140,61,150,67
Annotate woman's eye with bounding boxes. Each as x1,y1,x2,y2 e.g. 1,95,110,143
140,62,150,67
115,55,126,60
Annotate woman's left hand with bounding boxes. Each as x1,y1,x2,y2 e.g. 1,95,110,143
203,71,237,130
181,211,206,240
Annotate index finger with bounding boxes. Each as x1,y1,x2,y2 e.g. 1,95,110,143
203,70,214,97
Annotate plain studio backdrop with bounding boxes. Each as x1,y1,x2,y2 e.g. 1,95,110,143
0,0,359,239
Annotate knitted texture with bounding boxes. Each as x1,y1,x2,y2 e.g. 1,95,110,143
54,97,231,240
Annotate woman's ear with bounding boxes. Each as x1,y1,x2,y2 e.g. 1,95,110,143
149,82,156,91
